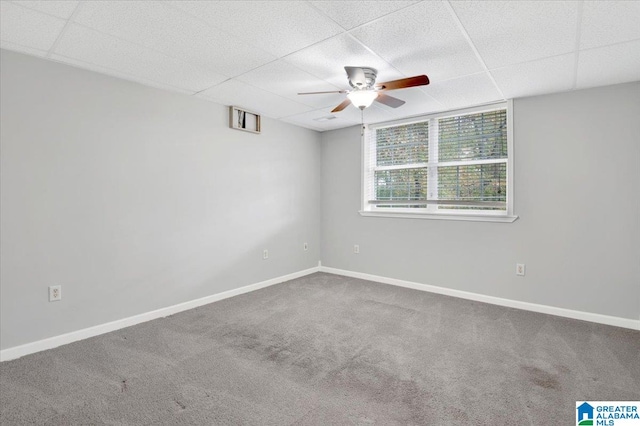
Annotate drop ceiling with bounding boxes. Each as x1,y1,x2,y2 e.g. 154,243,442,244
1,1,639,132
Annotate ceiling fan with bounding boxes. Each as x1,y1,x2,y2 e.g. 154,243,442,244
298,66,429,112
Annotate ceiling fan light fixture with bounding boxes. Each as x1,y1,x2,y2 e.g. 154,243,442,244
347,90,378,109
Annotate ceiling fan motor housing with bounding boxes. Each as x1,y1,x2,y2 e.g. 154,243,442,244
349,67,378,89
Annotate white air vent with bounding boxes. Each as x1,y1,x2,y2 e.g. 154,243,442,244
314,116,337,122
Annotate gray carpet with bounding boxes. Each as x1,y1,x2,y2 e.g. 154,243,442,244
1,272,639,425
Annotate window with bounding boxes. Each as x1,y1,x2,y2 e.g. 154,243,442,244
362,102,516,222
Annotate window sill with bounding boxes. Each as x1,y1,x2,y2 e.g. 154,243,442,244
359,210,519,223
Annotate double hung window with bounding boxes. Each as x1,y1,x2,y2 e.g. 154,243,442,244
362,102,516,222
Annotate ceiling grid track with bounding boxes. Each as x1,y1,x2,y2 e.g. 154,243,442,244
571,1,585,90
45,24,230,94
345,33,444,108
304,0,418,79
167,1,340,99
444,0,505,100
45,0,84,59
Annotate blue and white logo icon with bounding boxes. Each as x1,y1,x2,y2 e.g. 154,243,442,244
577,402,594,425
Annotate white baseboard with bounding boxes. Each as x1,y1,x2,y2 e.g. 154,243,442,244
319,266,640,331
0,266,320,362
3,264,636,362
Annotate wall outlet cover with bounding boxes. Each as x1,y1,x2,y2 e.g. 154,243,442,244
49,285,62,302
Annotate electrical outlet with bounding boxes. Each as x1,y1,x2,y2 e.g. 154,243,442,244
49,285,62,302
263,249,268,260
516,264,525,276
303,242,308,251
354,245,360,254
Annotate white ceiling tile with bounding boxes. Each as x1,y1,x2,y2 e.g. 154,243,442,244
351,1,484,82
283,34,403,88
280,109,359,132
310,1,419,30
451,1,579,69
235,60,345,108
280,119,324,132
73,1,275,77
48,54,195,95
11,1,79,19
296,91,351,110
580,1,640,50
1,1,66,51
169,1,343,58
491,54,575,99
197,79,314,119
53,24,226,92
374,88,444,119
576,40,640,90
425,72,504,110
0,39,47,57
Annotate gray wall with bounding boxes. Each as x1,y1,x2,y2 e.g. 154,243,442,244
0,50,321,350
2,49,638,353
321,82,640,321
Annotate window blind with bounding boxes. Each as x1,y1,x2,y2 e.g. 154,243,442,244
365,105,509,213
438,109,507,162
370,122,429,204
437,109,507,209
376,122,429,166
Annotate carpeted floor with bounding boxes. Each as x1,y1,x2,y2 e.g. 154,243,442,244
1,272,639,425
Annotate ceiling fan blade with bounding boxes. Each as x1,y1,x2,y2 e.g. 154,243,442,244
375,93,406,108
298,90,347,95
344,66,366,87
331,98,352,113
376,75,429,91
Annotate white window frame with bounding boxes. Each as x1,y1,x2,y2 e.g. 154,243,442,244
360,101,517,223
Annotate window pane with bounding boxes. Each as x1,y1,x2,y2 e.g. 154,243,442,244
437,163,506,208
374,168,428,201
376,122,428,166
439,110,507,162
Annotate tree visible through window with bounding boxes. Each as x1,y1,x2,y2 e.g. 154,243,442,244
374,122,429,206
364,104,512,217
